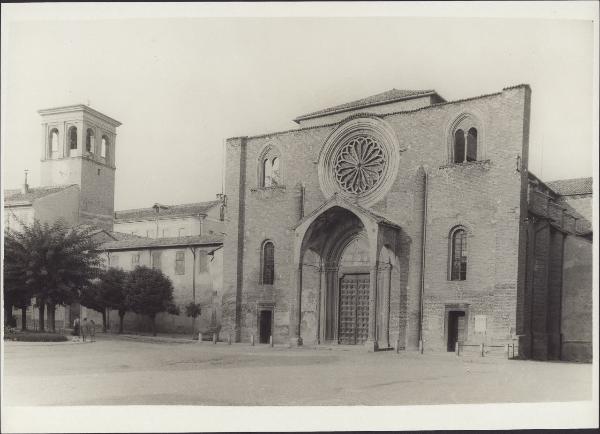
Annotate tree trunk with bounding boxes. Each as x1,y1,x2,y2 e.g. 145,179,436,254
119,311,125,334
101,309,107,332
21,307,27,331
47,303,56,332
151,314,156,336
38,302,45,331
4,303,12,327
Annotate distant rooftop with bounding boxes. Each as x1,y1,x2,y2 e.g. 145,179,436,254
4,185,77,206
546,177,593,197
99,233,224,251
293,88,445,123
114,200,221,221
38,104,122,127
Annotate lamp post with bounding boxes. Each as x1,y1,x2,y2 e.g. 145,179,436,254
189,246,197,338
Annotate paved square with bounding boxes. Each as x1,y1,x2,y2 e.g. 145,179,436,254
3,335,592,406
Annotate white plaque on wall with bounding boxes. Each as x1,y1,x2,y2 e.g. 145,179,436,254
474,315,487,333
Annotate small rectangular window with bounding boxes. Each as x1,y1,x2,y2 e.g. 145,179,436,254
175,251,185,275
163,228,169,237
131,253,140,266
198,251,208,273
151,251,162,270
111,255,120,268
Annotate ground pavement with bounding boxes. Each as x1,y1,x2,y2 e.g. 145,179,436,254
2,333,593,406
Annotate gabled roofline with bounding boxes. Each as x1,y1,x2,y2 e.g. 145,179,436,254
293,193,402,231
293,90,442,124
38,105,122,127
227,85,530,142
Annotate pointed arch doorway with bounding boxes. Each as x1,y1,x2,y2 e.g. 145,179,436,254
291,195,403,351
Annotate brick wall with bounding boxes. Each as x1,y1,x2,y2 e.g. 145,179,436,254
223,86,532,348
561,235,593,362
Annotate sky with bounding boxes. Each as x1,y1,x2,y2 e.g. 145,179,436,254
1,4,597,211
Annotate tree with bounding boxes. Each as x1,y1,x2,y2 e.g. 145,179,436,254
185,302,202,338
80,280,108,332
3,220,103,332
3,232,34,330
125,266,179,336
98,267,129,333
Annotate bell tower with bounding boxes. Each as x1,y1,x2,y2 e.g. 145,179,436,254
38,105,122,231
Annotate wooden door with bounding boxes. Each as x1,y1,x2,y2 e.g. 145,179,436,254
338,274,370,345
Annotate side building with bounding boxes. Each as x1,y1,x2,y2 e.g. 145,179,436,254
97,234,224,335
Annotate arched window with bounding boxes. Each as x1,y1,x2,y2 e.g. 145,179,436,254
101,135,109,159
263,158,273,187
261,241,275,284
466,128,477,162
450,114,481,164
450,228,468,281
68,127,78,152
258,145,283,188
271,157,280,186
453,129,465,164
49,129,59,158
86,128,95,153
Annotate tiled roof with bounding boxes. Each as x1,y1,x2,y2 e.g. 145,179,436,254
4,185,77,205
108,231,149,241
546,178,593,196
294,88,442,122
99,234,224,251
114,200,221,221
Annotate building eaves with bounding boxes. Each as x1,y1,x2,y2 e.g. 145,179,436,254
4,184,78,206
38,105,122,127
293,89,442,123
545,177,593,197
114,200,221,221
98,234,224,251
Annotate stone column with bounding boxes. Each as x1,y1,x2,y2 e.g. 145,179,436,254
381,262,392,348
291,265,303,346
317,266,325,344
366,261,379,351
463,129,469,163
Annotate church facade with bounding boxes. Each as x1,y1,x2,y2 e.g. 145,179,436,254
220,85,593,359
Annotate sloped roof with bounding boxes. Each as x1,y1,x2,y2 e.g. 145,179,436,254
294,88,444,123
99,233,224,251
546,177,593,196
114,200,221,221
4,185,78,206
108,231,150,241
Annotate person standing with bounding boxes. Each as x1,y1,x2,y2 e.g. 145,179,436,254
89,319,96,343
73,318,80,340
81,318,88,342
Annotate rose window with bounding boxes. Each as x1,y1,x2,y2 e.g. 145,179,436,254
333,136,386,195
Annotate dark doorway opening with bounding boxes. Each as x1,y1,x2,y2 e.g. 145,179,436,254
259,310,272,344
447,310,466,351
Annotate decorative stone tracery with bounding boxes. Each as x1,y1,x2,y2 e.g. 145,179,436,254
318,116,401,207
334,136,386,195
